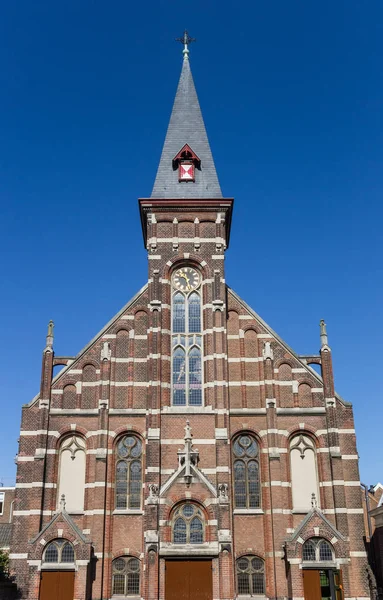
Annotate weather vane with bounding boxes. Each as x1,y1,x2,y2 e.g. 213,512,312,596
176,30,196,59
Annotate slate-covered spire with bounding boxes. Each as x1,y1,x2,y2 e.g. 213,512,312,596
151,36,222,199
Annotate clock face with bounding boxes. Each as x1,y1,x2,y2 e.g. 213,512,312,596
173,267,200,292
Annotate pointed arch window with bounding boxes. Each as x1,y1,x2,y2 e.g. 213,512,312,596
302,538,334,562
43,540,75,565
233,435,261,509
115,435,142,510
289,434,320,511
57,435,86,513
173,292,186,333
172,503,204,544
171,268,203,406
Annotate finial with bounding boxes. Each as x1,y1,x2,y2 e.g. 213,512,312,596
45,320,54,350
176,30,196,60
60,494,66,511
184,419,192,440
319,319,328,348
311,492,318,508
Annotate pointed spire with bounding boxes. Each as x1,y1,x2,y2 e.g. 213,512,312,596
151,35,222,199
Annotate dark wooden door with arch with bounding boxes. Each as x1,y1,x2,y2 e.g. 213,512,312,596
39,571,75,600
165,560,212,600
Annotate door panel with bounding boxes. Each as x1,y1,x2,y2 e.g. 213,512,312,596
334,570,344,600
40,571,75,600
303,570,321,600
166,560,212,600
188,561,212,600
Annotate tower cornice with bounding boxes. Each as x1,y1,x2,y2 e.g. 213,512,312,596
138,197,234,248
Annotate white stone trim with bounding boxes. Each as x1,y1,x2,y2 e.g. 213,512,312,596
160,439,216,445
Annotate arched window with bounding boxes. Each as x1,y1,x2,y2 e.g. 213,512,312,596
236,556,265,595
116,435,142,510
233,435,260,509
173,346,186,406
302,538,334,562
173,292,186,333
57,436,86,512
289,434,320,511
171,267,203,406
188,292,201,332
43,540,75,564
112,556,140,596
188,346,202,406
172,503,204,544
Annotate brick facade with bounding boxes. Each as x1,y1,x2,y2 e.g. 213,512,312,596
9,48,372,600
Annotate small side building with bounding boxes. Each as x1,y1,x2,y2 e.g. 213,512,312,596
368,484,383,599
0,487,15,552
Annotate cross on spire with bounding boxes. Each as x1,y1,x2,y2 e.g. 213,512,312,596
176,30,196,60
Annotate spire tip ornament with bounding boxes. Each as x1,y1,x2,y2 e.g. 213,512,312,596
176,30,196,60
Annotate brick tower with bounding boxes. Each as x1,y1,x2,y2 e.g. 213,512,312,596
10,33,371,600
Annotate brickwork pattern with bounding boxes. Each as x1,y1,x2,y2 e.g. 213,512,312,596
9,206,370,600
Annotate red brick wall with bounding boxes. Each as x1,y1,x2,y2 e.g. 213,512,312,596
9,201,370,599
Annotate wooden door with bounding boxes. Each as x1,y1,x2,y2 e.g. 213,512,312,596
40,571,75,600
303,570,321,600
165,560,212,600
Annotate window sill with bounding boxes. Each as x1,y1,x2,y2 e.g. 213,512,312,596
292,509,312,514
233,509,264,515
236,596,267,600
113,509,144,515
162,406,212,413
111,596,143,600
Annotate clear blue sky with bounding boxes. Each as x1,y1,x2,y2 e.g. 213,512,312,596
1,1,382,487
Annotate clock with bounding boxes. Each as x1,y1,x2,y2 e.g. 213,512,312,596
173,267,200,292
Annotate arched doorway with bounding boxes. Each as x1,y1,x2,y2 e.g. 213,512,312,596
39,539,75,600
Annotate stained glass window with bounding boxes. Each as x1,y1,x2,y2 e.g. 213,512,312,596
233,435,260,509
188,293,201,332
171,269,203,406
173,293,186,333
115,436,142,510
236,556,265,595
112,556,140,596
43,539,75,564
172,503,204,544
302,538,334,562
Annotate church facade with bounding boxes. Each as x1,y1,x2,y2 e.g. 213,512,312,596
10,38,371,600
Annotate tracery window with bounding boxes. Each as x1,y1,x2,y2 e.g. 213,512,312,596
233,435,261,509
115,435,142,510
302,538,334,562
236,556,265,595
57,435,86,512
43,539,75,564
172,503,204,544
112,556,140,596
171,268,203,406
289,434,320,511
